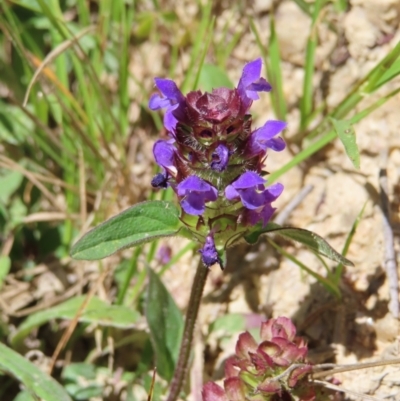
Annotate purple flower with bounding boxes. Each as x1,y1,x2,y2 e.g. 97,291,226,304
210,144,229,172
199,234,222,268
225,172,283,210
245,203,276,227
247,120,287,156
149,78,185,132
153,140,177,175
176,176,218,215
237,58,272,112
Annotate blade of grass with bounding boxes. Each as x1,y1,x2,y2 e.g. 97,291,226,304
268,13,287,121
290,0,312,15
334,201,367,284
250,18,287,121
191,18,216,91
181,0,213,93
300,0,327,131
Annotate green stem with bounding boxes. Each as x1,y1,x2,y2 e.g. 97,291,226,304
166,258,209,401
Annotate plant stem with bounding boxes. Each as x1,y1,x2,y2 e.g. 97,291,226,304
166,258,209,401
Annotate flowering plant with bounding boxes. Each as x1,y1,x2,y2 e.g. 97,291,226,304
70,59,352,270
70,59,352,401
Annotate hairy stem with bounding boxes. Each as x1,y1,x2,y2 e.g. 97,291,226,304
166,258,209,401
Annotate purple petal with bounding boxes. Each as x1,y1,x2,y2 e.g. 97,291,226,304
257,120,287,140
210,144,229,172
199,234,221,268
225,185,239,201
231,171,266,190
246,204,276,227
177,175,210,193
248,120,287,155
164,104,179,132
236,188,266,210
237,59,271,110
181,192,207,215
263,183,284,202
246,77,272,98
238,59,262,92
148,93,171,110
154,78,184,103
153,140,176,174
177,176,218,215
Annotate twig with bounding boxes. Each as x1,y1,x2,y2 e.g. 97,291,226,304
274,185,314,225
379,150,399,318
312,357,400,379
313,380,383,401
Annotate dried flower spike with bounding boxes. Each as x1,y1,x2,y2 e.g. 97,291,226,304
202,317,333,401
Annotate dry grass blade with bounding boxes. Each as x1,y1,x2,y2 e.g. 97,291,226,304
313,380,383,401
22,212,80,224
0,156,63,211
48,268,109,374
78,147,87,229
312,358,400,379
379,149,399,318
23,25,96,107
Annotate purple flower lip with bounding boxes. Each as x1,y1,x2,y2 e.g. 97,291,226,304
149,78,185,132
210,143,230,172
225,171,284,210
176,176,218,215
199,234,222,269
153,139,177,175
247,120,287,156
237,58,272,112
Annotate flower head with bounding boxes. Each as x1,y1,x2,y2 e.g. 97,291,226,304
202,317,330,401
149,59,286,267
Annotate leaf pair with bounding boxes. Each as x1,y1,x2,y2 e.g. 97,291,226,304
70,200,353,267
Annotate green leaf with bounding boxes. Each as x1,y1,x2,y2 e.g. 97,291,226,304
70,201,182,260
209,313,246,336
329,117,360,169
11,296,140,346
245,223,354,266
145,268,184,381
0,170,24,204
198,64,234,92
0,255,11,289
12,391,36,401
374,58,400,89
0,342,72,401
